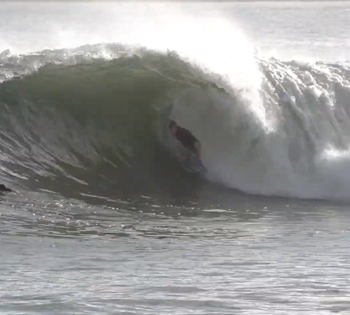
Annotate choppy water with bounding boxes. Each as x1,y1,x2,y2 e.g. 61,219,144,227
1,2,350,314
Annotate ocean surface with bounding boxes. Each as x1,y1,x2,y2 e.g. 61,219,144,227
1,2,350,314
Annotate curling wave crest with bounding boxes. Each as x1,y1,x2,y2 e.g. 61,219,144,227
1,44,350,201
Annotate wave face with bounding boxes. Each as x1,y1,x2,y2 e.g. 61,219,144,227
1,44,350,201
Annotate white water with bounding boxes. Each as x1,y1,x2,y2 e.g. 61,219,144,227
170,60,350,201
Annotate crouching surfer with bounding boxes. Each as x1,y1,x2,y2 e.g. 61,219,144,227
169,120,201,161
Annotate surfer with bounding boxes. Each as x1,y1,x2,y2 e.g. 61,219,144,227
169,120,201,160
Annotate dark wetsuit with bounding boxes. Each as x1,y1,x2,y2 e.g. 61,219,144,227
175,127,199,153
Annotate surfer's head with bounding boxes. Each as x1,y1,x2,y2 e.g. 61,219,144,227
169,120,178,135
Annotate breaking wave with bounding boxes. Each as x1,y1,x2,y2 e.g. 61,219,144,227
1,44,350,202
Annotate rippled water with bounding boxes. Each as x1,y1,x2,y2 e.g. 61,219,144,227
1,190,350,314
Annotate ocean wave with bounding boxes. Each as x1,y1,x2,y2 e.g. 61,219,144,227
1,44,350,201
